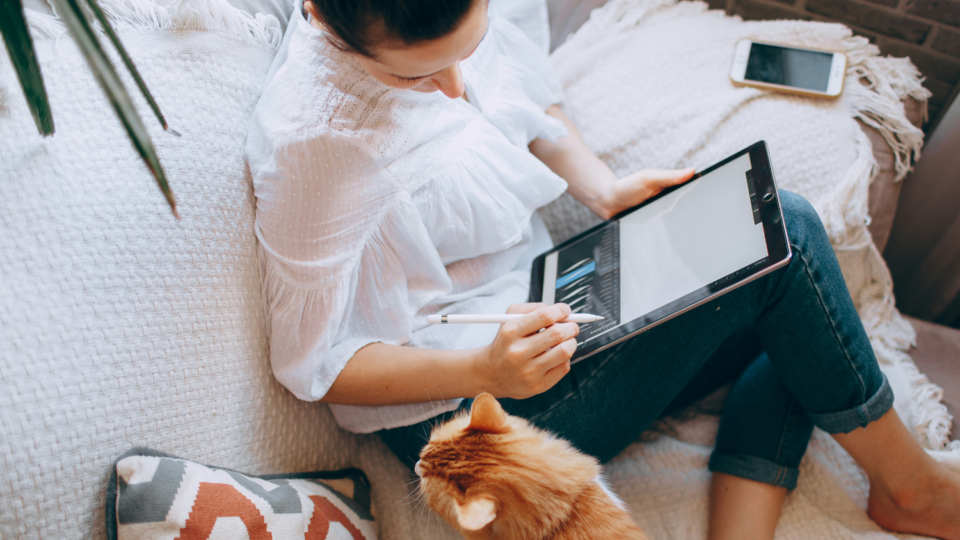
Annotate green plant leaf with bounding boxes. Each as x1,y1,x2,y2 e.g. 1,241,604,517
84,0,172,133
49,0,178,218
0,0,55,136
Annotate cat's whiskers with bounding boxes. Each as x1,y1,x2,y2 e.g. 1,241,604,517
392,475,427,525
421,388,440,447
395,469,434,537
419,420,431,449
398,492,430,537
430,498,444,536
390,479,424,510
414,490,431,531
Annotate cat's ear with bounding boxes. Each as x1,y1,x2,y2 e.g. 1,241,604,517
456,497,497,531
467,393,508,434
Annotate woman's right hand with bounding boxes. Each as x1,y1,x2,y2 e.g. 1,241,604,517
472,303,580,399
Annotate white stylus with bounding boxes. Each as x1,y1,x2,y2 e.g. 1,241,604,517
427,314,605,324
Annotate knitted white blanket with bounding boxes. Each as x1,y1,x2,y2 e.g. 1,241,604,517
534,0,960,537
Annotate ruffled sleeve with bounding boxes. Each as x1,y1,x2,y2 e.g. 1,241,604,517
251,129,451,402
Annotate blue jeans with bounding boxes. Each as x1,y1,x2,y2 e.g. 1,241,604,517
380,191,893,489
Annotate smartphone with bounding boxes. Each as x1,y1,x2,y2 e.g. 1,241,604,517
730,39,847,98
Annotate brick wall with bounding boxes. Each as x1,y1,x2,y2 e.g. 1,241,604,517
706,0,960,129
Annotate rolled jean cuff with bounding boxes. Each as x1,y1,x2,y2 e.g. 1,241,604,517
708,452,799,489
806,374,894,434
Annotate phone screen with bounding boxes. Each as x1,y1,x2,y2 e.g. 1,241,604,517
745,43,833,92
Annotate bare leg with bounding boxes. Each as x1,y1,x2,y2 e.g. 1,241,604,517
832,408,960,539
708,473,786,540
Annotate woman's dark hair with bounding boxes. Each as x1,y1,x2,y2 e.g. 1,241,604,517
307,0,477,57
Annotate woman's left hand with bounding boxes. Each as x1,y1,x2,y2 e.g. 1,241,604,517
529,105,697,220
598,167,696,219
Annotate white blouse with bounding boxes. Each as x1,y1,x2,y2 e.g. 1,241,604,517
245,0,568,433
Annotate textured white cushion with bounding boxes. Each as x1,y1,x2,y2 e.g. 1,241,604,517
0,2,423,539
21,0,296,31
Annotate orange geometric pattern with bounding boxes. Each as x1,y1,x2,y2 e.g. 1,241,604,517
170,483,369,540
175,483,272,540
113,454,375,540
305,496,367,540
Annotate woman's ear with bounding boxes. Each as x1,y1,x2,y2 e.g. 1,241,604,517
456,496,497,531
467,393,508,434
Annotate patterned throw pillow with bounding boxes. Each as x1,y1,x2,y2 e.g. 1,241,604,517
106,448,377,540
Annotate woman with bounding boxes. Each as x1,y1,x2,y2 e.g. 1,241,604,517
244,0,960,537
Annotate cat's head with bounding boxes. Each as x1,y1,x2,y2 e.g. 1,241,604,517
415,393,600,539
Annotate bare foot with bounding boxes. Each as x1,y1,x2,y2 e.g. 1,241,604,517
867,463,960,540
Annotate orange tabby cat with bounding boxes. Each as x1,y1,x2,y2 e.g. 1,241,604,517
415,393,649,540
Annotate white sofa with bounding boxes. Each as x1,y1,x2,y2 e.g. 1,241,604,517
0,1,951,539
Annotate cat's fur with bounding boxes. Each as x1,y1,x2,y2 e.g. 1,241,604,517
416,393,649,539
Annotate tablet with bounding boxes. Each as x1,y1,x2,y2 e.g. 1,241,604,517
529,141,791,363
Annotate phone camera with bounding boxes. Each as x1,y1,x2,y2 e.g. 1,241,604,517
762,192,775,203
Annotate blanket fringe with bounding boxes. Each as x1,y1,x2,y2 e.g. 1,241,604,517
843,43,930,181
813,28,952,455
559,0,955,457
21,9,66,40
24,0,282,49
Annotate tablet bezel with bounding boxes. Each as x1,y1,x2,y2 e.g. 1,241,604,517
529,141,792,363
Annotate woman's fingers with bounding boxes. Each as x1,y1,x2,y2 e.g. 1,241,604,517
505,302,546,315
610,168,697,215
528,321,580,353
542,357,572,386
537,338,577,381
507,303,571,337
488,304,578,399
643,167,696,188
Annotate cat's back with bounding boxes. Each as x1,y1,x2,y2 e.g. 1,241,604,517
553,481,649,540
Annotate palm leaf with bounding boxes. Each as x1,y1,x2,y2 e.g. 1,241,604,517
48,0,178,217
0,0,55,136
84,0,175,134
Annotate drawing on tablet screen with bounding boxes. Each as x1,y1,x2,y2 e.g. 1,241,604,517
552,225,621,345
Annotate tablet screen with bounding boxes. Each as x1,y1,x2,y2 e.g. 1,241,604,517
539,152,770,347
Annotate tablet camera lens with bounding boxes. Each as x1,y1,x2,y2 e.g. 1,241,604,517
762,192,775,203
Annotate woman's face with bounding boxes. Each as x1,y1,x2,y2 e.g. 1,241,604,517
307,1,488,99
